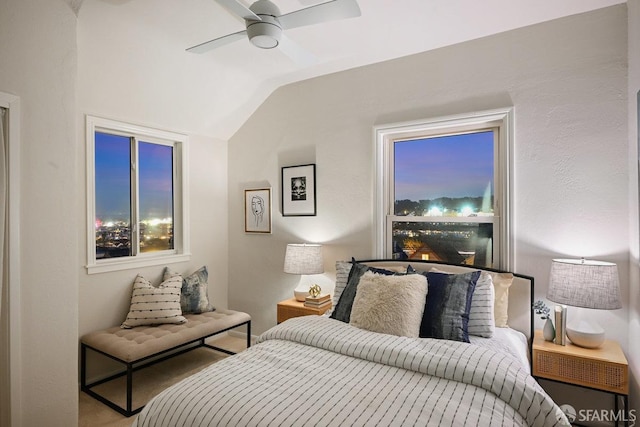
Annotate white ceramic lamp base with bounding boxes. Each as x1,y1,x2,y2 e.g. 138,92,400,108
566,319,605,348
294,287,309,301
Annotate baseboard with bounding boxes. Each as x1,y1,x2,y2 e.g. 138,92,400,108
226,329,259,345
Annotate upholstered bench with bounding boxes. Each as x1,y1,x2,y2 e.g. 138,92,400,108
80,309,251,417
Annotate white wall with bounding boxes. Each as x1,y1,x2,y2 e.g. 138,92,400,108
0,1,631,424
628,0,640,412
228,1,630,405
0,0,232,421
76,1,230,351
0,0,79,425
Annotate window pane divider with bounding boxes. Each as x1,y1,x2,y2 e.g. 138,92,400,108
131,137,139,256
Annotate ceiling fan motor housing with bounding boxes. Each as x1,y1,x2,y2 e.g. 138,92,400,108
247,0,282,49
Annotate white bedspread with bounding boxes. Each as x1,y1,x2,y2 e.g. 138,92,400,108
133,316,567,427
470,327,531,373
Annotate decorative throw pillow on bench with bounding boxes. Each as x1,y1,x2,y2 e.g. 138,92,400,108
163,266,215,314
121,266,216,328
121,274,187,328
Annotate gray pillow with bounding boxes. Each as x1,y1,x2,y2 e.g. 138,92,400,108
163,266,215,314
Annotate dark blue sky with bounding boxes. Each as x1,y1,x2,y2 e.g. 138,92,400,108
394,131,494,201
95,130,491,221
95,132,173,222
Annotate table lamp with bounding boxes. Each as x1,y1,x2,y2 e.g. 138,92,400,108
547,258,621,348
284,243,324,301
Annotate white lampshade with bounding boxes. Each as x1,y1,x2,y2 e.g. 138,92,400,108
284,244,324,275
284,243,324,301
547,258,621,348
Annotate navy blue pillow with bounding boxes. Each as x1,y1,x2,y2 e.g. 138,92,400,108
419,271,480,342
330,260,400,323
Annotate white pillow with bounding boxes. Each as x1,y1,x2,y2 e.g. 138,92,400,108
327,260,353,317
490,272,514,328
121,274,187,328
349,271,428,338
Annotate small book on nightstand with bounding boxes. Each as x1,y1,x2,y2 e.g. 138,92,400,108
304,294,331,308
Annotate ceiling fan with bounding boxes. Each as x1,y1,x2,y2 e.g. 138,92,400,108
187,0,361,65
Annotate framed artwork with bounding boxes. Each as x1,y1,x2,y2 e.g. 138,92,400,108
244,188,272,233
282,164,316,216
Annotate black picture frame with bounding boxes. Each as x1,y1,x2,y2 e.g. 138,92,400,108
281,164,316,216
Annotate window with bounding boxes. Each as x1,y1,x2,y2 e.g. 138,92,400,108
86,116,189,274
375,108,513,270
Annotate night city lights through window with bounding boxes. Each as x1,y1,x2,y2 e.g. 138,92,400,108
376,109,513,269
392,131,494,266
86,115,188,273
95,132,175,259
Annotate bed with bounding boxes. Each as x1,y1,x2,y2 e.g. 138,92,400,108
132,260,568,427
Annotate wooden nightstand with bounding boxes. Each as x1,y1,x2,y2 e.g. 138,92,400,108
277,298,332,323
532,330,629,425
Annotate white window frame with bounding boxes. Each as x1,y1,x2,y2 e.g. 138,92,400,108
374,108,514,270
86,115,190,274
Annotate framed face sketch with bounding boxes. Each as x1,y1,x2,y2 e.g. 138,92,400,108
244,188,272,233
282,164,316,216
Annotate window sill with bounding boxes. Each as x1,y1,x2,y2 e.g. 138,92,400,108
86,253,191,275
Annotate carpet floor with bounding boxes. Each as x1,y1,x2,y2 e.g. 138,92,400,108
79,335,248,427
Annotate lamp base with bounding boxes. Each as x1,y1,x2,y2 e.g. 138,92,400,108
566,319,605,348
293,286,309,302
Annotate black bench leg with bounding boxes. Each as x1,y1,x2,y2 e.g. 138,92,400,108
126,363,133,416
81,344,87,388
247,321,251,348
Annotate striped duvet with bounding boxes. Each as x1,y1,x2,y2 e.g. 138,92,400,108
133,316,567,427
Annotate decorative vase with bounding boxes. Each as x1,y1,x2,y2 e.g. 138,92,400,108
543,318,555,342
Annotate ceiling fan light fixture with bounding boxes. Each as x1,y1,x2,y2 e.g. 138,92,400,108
188,0,361,58
247,19,281,49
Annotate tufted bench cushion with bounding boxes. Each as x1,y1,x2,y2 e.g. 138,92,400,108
80,308,251,417
81,309,251,363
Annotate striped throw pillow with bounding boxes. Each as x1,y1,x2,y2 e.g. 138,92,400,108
326,261,353,317
467,272,495,337
121,274,187,328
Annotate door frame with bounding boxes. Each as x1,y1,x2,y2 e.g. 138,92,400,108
0,91,22,427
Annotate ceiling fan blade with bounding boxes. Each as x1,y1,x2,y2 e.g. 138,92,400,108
186,30,247,53
279,0,361,30
278,34,317,67
215,0,261,21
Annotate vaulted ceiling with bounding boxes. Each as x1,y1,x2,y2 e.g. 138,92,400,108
72,0,625,139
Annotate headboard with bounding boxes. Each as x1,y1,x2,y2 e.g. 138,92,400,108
354,259,535,345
